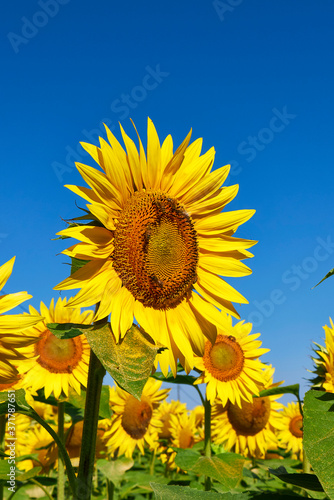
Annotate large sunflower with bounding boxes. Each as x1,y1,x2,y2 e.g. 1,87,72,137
276,402,303,459
0,257,42,384
54,119,256,374
194,315,269,407
105,378,169,458
212,365,283,458
310,318,334,392
16,298,93,399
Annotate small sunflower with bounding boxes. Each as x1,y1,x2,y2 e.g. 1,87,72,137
309,318,334,392
156,400,187,440
194,315,269,407
105,378,169,458
18,423,56,473
276,402,303,459
159,412,203,470
0,257,42,384
65,418,110,466
54,119,256,375
16,298,93,399
212,365,283,458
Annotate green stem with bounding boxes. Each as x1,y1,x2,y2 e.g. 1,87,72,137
31,478,54,500
0,413,6,500
76,348,106,499
57,401,65,500
193,384,205,407
107,479,115,500
302,451,310,474
149,449,156,476
204,397,212,491
19,410,77,498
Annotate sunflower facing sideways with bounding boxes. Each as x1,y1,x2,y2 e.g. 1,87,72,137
16,297,93,399
0,256,42,385
54,119,256,375
105,378,169,458
276,402,303,459
212,365,283,458
309,317,334,393
194,314,269,407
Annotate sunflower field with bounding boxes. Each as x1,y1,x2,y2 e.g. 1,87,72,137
1,121,334,500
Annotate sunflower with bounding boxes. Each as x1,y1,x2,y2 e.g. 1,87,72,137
194,315,269,407
0,257,42,384
276,402,303,459
65,418,110,466
156,400,188,440
16,297,93,399
159,411,203,470
105,378,169,458
17,423,57,473
309,318,334,392
212,365,283,458
54,119,256,375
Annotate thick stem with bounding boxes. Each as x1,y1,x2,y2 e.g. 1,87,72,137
76,349,106,499
204,397,212,491
57,401,65,500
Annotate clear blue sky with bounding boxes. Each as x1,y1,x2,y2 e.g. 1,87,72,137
1,0,334,407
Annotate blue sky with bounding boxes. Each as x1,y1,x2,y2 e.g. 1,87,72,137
1,0,334,407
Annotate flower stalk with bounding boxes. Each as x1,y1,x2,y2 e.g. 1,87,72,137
204,396,212,491
57,401,65,500
76,347,106,499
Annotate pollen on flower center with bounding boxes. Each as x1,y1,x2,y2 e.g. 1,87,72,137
203,335,244,381
113,190,198,310
36,330,83,374
289,415,303,438
227,397,271,436
121,395,153,440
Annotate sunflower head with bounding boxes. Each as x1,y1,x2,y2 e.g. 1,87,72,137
309,318,334,393
0,257,43,384
212,364,283,458
55,119,256,375
105,378,169,458
194,316,269,407
276,402,303,459
16,298,93,399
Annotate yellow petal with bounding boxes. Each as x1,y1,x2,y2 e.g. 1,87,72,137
195,209,256,235
0,257,15,291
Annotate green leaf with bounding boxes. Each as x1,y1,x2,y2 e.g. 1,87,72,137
175,450,244,490
85,324,159,399
313,268,334,288
152,372,197,386
174,449,201,470
71,257,89,274
47,322,92,339
96,457,134,483
269,466,324,492
150,483,228,499
16,466,42,482
258,384,300,400
303,390,334,499
0,388,32,415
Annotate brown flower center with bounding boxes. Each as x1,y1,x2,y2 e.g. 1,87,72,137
35,330,83,373
113,191,198,309
228,397,271,436
289,414,303,438
121,395,153,440
178,427,195,449
203,335,244,381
